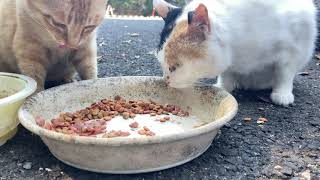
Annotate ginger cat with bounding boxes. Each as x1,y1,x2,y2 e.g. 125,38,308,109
0,0,107,91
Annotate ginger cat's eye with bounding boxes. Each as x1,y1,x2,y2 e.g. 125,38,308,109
83,25,97,35
44,14,67,32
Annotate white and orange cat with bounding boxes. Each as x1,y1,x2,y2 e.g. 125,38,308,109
0,0,106,91
154,0,317,106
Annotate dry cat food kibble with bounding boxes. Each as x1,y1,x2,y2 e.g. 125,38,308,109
157,116,171,123
257,117,268,124
138,126,156,136
102,130,130,138
129,122,139,128
36,96,189,137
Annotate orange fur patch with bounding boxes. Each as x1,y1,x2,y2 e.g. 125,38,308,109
164,20,208,68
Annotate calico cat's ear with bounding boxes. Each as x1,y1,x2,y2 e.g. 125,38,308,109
188,4,211,33
153,0,178,19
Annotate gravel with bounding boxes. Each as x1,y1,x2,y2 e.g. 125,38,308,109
0,19,319,180
22,162,32,170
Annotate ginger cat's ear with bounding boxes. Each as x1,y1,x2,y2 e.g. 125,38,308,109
153,0,178,19
188,4,211,33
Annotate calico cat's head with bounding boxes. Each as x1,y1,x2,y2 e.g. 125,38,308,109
154,0,225,88
21,0,107,49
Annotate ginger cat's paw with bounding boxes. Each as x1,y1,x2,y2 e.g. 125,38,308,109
63,75,77,84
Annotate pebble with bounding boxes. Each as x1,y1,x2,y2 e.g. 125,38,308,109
298,72,310,76
290,177,300,180
300,170,311,180
309,120,319,127
130,33,140,37
284,161,299,171
257,117,268,124
274,165,283,170
280,166,293,176
45,168,52,172
22,162,32,170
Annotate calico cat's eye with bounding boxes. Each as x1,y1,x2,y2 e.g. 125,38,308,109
169,66,176,72
44,14,66,32
83,25,97,35
169,63,180,72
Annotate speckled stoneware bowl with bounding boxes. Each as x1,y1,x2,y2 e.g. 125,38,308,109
18,76,238,174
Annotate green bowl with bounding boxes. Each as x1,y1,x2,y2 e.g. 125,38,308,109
0,72,36,146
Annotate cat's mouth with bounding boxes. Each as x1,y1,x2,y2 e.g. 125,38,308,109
58,42,79,50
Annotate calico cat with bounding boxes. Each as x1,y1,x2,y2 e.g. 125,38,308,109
154,0,317,106
0,0,106,91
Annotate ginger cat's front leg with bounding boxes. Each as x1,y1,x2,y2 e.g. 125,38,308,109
72,39,98,80
14,43,48,92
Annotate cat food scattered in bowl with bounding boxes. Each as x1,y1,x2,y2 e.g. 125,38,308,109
102,130,131,138
129,121,139,128
138,126,156,136
36,96,189,137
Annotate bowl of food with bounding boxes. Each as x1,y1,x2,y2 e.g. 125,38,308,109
0,72,37,146
18,76,237,174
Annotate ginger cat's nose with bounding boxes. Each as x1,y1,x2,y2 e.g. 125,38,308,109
66,28,82,49
58,42,79,50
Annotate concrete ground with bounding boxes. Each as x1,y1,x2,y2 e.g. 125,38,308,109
0,19,319,180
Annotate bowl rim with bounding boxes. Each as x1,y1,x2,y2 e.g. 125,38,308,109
18,76,238,146
0,72,37,106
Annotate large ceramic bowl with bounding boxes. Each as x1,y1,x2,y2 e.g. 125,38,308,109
18,76,238,174
0,72,37,146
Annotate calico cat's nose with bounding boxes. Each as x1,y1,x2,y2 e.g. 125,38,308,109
165,76,170,86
